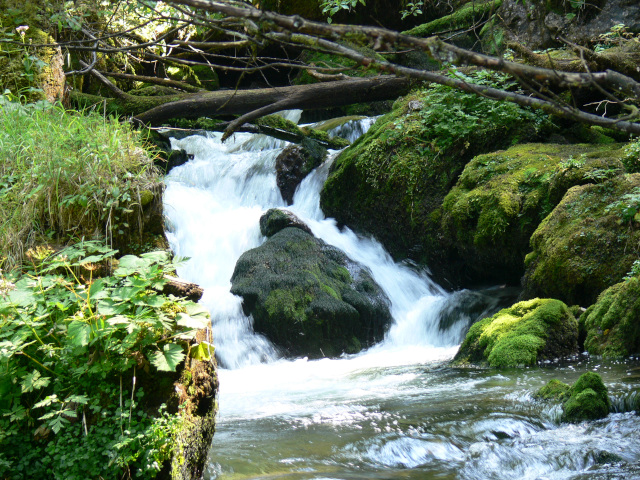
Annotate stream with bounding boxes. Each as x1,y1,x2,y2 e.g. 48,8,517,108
163,114,640,480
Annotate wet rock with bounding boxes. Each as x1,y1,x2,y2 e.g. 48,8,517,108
275,138,326,205
453,298,578,367
522,173,640,307
259,208,312,238
230,227,391,358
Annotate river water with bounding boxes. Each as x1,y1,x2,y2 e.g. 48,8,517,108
163,115,640,480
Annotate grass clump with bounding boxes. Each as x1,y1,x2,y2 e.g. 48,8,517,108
0,241,214,479
0,95,160,269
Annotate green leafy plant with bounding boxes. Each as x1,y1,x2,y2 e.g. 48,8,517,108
605,187,640,224
319,0,366,22
0,241,212,479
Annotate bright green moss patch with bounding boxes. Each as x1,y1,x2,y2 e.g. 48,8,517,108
536,372,610,423
523,173,640,306
536,379,570,401
583,277,640,357
453,298,578,367
441,143,626,284
562,372,610,423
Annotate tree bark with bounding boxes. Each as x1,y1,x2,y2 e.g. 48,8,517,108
133,76,411,126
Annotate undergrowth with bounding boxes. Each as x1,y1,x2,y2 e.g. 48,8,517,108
0,92,160,269
0,241,213,479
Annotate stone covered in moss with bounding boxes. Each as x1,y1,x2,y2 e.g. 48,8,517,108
536,378,570,401
230,227,391,358
523,173,640,306
404,0,502,38
441,143,625,284
562,372,610,423
320,83,554,287
583,277,640,357
453,298,578,367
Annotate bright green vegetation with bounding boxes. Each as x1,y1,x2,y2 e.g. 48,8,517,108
321,69,555,285
623,138,640,173
536,372,610,423
523,173,640,307
562,372,610,423
0,97,161,269
403,0,502,37
441,143,625,284
231,226,391,358
0,242,213,479
453,298,578,367
583,277,640,357
536,378,570,401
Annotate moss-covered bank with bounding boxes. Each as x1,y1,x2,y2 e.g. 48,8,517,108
453,298,578,367
441,142,626,284
583,277,640,357
523,173,640,306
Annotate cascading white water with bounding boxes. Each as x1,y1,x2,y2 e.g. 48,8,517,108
163,114,640,480
164,113,461,369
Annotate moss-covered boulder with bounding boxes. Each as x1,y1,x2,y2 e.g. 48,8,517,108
320,82,554,288
440,143,625,285
583,277,640,357
230,227,391,358
523,173,640,306
536,372,610,422
453,298,578,367
404,0,502,38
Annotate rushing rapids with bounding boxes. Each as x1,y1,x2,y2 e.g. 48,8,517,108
163,114,640,480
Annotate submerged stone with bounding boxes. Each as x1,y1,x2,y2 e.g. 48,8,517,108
453,298,578,368
230,227,391,358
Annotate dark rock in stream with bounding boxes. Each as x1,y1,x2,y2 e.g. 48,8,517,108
260,208,313,238
275,138,326,205
230,225,391,358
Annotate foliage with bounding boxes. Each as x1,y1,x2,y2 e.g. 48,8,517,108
0,241,212,479
319,0,366,22
0,94,160,268
622,138,640,173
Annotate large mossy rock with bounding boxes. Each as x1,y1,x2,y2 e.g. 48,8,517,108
440,143,626,285
230,226,392,358
453,298,578,367
583,277,640,357
523,173,640,307
320,83,555,288
537,372,610,423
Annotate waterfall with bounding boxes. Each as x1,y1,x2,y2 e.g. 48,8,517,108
164,113,461,368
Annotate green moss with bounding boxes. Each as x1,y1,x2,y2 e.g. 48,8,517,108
536,379,570,401
523,173,640,306
583,277,640,357
561,372,610,423
453,298,578,367
403,0,502,37
441,143,626,283
321,77,556,285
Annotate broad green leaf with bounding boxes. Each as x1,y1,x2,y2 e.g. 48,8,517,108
97,298,126,315
7,287,36,307
106,315,130,326
140,250,169,263
67,321,91,347
66,394,89,404
34,394,58,409
176,312,209,330
190,342,213,361
185,303,210,319
20,370,50,393
150,343,186,372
